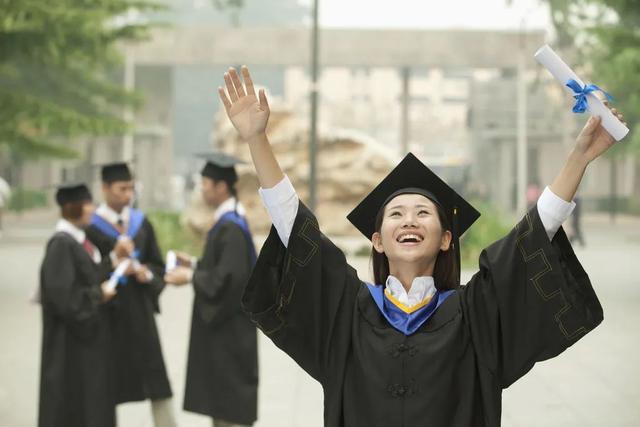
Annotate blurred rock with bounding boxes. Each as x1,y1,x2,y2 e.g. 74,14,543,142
183,104,399,237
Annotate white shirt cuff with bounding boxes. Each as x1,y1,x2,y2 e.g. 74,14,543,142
536,186,576,241
258,175,299,247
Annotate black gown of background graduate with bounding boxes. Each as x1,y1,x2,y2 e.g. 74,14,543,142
242,202,603,427
86,210,172,403
39,232,115,427
183,212,259,425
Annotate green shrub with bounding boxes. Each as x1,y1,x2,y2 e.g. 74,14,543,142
594,196,640,216
355,244,371,257
146,210,202,257
460,201,512,269
8,189,48,212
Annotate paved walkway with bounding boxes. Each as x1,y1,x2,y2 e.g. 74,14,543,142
1,210,639,426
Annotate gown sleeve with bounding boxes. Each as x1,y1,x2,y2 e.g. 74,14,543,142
40,237,103,336
461,206,603,388
242,201,360,383
192,223,252,325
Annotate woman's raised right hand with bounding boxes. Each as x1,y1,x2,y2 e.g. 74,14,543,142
219,66,270,142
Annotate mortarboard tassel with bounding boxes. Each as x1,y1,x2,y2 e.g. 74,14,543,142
452,207,460,285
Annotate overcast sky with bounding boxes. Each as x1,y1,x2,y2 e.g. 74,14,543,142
301,0,552,31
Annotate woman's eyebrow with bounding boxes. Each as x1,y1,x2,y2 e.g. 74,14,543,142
387,204,405,211
387,203,433,211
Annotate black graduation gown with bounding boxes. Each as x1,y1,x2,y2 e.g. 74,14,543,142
242,203,603,427
39,232,115,427
183,220,259,424
86,217,173,403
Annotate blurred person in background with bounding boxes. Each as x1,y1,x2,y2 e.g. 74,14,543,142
526,180,541,210
86,163,177,427
569,194,585,247
38,183,117,427
0,175,10,237
165,153,258,427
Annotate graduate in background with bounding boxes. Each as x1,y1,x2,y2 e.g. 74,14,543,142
0,175,10,237
39,184,117,427
219,66,625,426
165,153,258,427
86,163,176,427
570,195,586,247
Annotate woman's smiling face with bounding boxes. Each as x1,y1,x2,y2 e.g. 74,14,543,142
372,193,451,269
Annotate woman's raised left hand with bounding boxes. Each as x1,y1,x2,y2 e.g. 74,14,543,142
574,103,626,164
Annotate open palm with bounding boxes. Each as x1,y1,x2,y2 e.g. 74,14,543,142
219,66,270,141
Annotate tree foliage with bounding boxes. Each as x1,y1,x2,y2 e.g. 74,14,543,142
545,0,640,152
0,0,163,159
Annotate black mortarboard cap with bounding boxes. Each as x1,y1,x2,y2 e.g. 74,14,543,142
347,153,481,280
197,152,244,185
101,162,133,183
55,183,92,206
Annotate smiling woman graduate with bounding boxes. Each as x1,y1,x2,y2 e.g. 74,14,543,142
218,66,625,427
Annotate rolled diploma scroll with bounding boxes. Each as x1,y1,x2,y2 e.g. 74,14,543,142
106,259,131,292
116,235,142,271
166,250,177,272
534,44,629,141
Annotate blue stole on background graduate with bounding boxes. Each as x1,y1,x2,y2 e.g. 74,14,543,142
366,283,454,335
91,208,146,285
91,208,145,240
209,211,257,266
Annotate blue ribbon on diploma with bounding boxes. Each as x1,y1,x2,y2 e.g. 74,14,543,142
566,78,613,114
119,249,141,285
110,249,141,286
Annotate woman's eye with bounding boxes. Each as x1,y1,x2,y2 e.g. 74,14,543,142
389,211,401,217
418,210,429,215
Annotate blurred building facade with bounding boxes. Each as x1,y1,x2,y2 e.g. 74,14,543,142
469,72,636,213
7,1,637,217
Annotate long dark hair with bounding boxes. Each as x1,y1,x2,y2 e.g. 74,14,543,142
371,199,459,290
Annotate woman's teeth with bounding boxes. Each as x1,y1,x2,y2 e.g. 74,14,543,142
398,234,422,243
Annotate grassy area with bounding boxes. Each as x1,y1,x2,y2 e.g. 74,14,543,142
594,196,640,216
146,210,203,257
459,201,512,269
7,189,48,212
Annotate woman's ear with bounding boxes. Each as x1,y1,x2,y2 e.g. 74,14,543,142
372,232,385,254
440,230,452,251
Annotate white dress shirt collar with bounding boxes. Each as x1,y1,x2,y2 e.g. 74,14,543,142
213,197,246,222
55,219,102,263
96,203,130,226
55,219,86,244
385,275,437,308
